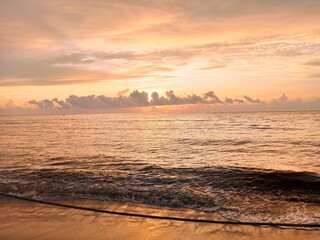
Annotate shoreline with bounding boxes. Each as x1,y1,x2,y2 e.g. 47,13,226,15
1,193,318,228
0,198,318,240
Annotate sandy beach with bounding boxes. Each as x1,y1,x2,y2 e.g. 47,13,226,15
0,198,318,240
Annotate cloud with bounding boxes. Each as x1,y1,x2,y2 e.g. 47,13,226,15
1,90,319,115
308,73,320,78
28,99,55,109
128,90,149,106
0,51,174,86
3,33,318,87
197,62,226,70
34,90,150,109
5,99,17,109
0,52,106,86
48,53,95,65
272,94,288,103
16,91,318,113
2,0,320,51
303,59,320,67
26,90,225,111
93,51,137,60
118,88,130,96
61,48,196,65
1,0,320,104
224,97,244,104
203,91,223,103
134,65,173,73
243,96,263,104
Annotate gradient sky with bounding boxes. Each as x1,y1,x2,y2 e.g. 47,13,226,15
1,0,320,113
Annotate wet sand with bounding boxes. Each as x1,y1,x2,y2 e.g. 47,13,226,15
0,199,318,240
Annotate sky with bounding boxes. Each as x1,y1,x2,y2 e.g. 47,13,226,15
0,0,320,114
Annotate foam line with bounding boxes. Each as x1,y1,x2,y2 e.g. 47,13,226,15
0,192,319,228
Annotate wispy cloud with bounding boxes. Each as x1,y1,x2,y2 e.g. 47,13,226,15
303,59,320,67
1,0,320,105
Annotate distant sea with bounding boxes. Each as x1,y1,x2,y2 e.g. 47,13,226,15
1,111,319,225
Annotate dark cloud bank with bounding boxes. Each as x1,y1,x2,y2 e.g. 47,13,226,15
2,90,320,115
27,90,224,110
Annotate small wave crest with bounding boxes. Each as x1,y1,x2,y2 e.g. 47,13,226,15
0,165,319,225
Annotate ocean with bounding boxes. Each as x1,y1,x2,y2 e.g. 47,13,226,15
0,111,319,225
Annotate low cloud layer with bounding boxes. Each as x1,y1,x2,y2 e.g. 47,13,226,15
27,90,223,110
2,90,319,115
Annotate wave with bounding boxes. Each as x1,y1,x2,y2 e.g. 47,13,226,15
0,165,319,224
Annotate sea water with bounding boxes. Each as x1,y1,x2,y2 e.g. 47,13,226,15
0,111,319,224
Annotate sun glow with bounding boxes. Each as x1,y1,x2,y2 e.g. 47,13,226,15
0,0,320,114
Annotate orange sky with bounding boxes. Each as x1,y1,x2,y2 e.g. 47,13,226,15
0,0,320,113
